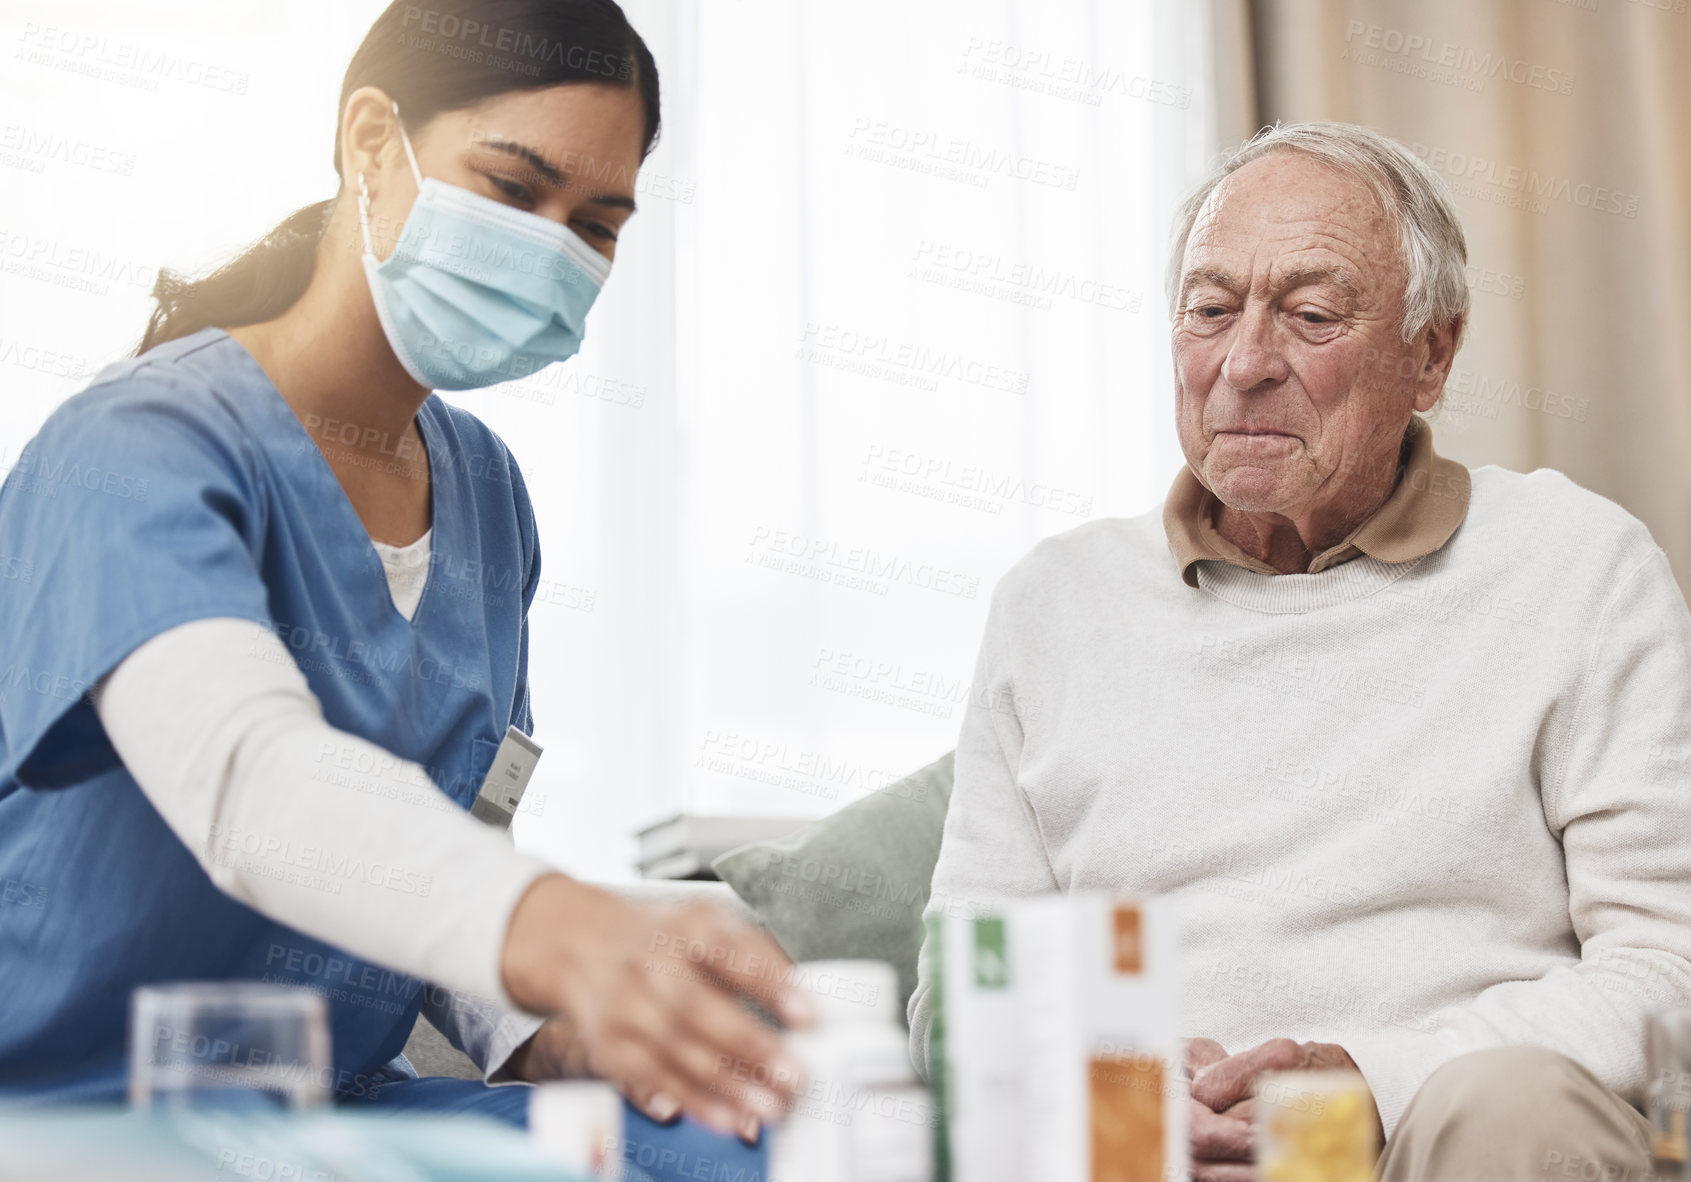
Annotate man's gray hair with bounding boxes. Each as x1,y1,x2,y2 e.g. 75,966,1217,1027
1167,121,1470,345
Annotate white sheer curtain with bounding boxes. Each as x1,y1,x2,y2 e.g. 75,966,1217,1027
0,0,1233,883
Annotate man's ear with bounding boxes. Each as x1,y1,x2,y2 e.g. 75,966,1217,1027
1413,315,1462,413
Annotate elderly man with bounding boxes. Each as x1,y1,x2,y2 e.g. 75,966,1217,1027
908,121,1691,1182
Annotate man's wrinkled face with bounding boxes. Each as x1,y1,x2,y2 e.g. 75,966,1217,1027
1172,151,1436,519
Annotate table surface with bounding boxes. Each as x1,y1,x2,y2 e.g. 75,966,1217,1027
0,1105,587,1182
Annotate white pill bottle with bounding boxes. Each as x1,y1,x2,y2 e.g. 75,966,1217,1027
768,959,933,1182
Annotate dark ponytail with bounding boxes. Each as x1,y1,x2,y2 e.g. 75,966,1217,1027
137,0,661,355
138,200,334,355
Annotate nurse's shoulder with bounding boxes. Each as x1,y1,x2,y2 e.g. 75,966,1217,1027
22,328,263,480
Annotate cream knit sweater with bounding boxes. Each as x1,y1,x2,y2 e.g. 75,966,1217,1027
910,463,1691,1137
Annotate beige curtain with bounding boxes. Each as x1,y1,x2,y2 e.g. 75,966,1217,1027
1246,0,1691,589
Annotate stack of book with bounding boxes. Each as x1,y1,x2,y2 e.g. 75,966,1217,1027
634,814,813,880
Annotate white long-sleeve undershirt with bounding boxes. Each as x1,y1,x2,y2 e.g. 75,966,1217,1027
92,537,551,1076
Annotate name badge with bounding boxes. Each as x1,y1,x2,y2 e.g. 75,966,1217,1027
470,725,542,831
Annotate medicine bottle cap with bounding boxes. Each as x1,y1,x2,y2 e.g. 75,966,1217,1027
790,959,898,1026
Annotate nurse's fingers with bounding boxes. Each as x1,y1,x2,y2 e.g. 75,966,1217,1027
659,983,795,1114
597,988,784,1135
650,1025,780,1134
635,917,804,1116
633,910,810,1135
498,878,809,1131
653,898,816,1028
605,1039,739,1135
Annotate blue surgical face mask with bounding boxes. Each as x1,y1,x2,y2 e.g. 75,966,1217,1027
357,103,611,391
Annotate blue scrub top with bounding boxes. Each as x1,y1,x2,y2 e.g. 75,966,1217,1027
0,327,542,1102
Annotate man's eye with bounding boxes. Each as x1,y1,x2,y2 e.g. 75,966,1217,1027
578,222,618,242
1299,311,1331,324
1197,306,1227,318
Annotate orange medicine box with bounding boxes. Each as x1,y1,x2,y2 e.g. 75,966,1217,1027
1011,894,1185,1182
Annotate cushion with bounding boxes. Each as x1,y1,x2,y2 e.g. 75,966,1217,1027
711,751,955,1022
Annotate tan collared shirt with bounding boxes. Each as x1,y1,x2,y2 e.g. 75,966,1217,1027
1163,416,1471,587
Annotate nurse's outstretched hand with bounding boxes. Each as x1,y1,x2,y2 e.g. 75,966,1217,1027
500,873,815,1138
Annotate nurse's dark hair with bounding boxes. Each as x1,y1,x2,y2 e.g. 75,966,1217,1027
135,0,660,355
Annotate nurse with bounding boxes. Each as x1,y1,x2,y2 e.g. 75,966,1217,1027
0,0,806,1143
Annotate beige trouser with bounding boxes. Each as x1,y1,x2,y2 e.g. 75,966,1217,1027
1377,1047,1660,1182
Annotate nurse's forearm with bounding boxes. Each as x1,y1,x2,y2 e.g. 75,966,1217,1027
93,616,554,1009
97,617,814,1138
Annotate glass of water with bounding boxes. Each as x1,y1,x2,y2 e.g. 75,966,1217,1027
1647,1008,1691,1180
129,982,331,1110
